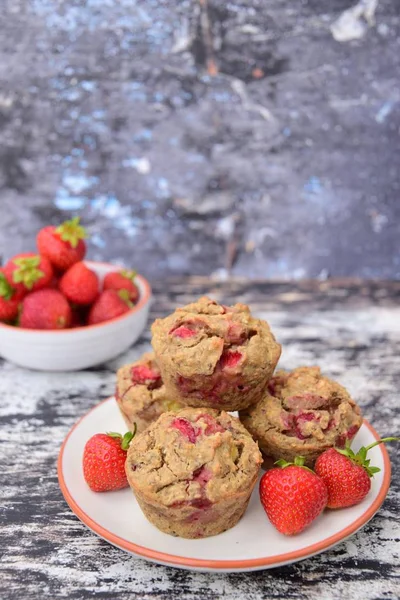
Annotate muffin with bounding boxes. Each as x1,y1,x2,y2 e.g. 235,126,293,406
125,407,262,538
239,366,363,466
151,296,281,411
116,352,184,434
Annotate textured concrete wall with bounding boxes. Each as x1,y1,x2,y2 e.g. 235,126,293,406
0,0,399,280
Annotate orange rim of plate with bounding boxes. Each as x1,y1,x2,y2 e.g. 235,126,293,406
58,398,391,570
0,261,152,333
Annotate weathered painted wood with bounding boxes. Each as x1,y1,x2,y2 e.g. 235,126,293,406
1,279,399,599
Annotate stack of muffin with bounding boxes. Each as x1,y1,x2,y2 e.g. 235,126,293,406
116,296,362,538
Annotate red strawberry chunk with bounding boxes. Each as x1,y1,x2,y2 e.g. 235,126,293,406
325,418,336,431
169,319,206,338
336,434,346,447
296,412,317,424
192,466,213,485
196,413,225,435
189,498,213,510
226,321,247,344
346,424,360,440
267,375,287,397
294,412,319,440
171,418,199,443
335,425,360,447
171,325,197,338
219,350,242,369
280,412,296,431
131,364,161,385
284,393,329,410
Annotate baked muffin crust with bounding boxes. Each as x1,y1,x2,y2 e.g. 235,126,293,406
239,366,363,466
126,407,262,538
151,296,281,411
116,352,183,434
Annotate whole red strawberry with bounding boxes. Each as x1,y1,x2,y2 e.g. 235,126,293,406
59,262,99,305
37,216,87,272
20,289,72,330
83,430,136,492
87,289,132,325
259,456,328,535
103,270,139,304
315,437,399,509
0,270,22,322
4,253,53,295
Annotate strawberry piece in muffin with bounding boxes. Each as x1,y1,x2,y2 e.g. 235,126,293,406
125,408,262,538
239,366,363,467
116,352,184,434
151,296,281,412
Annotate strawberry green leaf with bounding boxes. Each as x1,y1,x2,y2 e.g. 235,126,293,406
359,446,367,462
336,436,399,478
120,269,137,282
56,216,87,248
0,273,14,300
121,426,136,450
275,455,314,473
275,458,292,468
117,289,134,308
107,426,137,450
12,256,45,290
368,466,381,475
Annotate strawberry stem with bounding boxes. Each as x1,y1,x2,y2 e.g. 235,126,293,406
120,269,137,281
56,216,87,248
336,437,399,478
12,256,45,290
117,289,134,308
106,425,137,451
275,455,314,473
364,437,400,452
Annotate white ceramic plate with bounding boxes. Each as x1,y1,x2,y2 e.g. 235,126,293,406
58,397,391,572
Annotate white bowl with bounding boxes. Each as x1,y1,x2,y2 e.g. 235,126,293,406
0,261,152,371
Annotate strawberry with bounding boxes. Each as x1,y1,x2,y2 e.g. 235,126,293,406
103,270,139,304
59,262,99,306
0,270,22,322
131,364,161,385
37,216,87,272
20,289,72,330
87,289,132,325
4,253,53,295
259,456,328,535
315,437,399,508
83,430,136,492
170,417,199,443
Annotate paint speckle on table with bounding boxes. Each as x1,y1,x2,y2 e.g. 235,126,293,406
0,280,399,599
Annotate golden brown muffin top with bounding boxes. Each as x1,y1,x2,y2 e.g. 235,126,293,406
151,296,281,378
126,407,262,507
241,366,362,446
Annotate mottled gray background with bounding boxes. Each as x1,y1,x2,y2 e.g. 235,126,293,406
0,0,399,281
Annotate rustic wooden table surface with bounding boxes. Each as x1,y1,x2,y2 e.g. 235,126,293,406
1,279,399,600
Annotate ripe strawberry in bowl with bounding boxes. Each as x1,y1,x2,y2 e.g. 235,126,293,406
0,261,151,370
19,289,72,330
3,253,53,296
103,270,139,304
0,270,23,323
59,262,99,305
0,216,151,370
88,289,132,325
37,216,87,272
